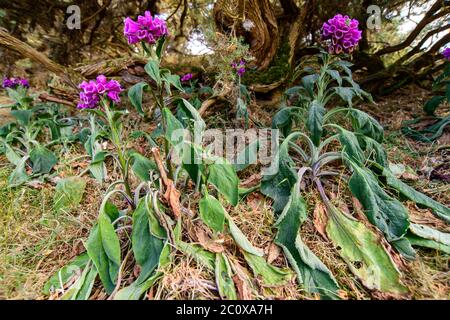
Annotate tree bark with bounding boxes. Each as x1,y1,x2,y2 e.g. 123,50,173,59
214,0,279,71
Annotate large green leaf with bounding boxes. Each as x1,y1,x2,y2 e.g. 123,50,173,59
162,108,185,151
29,145,57,174
145,59,162,87
130,152,156,182
338,128,365,165
215,253,237,300
424,96,445,115
326,205,408,295
86,211,121,294
359,136,388,167
8,155,30,186
348,164,410,241
208,160,239,206
114,244,170,300
307,100,326,146
227,216,263,256
43,253,90,295
10,109,32,126
382,168,450,223
406,224,450,254
275,182,340,299
132,200,165,285
272,107,294,137
350,109,384,142
261,133,298,215
199,194,226,233
53,177,86,213
242,252,292,286
128,82,149,116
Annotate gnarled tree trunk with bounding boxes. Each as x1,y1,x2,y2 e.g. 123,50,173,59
213,0,279,71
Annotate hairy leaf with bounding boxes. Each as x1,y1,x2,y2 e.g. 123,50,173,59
382,168,450,223
348,164,410,241
132,200,165,285
307,100,326,146
215,253,237,300
199,194,226,233
128,82,148,116
208,160,239,206
326,205,408,295
275,183,340,299
53,177,86,213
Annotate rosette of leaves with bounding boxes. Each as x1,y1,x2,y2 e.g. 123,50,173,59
0,99,75,186
262,52,450,299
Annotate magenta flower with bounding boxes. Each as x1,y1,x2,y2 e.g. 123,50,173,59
321,14,362,55
232,60,246,77
181,73,193,82
2,77,29,89
124,11,168,45
77,75,123,109
442,48,450,61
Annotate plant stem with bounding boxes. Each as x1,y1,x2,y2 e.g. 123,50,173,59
103,101,134,207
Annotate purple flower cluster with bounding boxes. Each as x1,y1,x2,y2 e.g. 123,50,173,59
2,78,29,89
232,60,246,77
321,14,362,54
181,73,193,82
124,11,168,45
77,75,123,109
443,48,450,61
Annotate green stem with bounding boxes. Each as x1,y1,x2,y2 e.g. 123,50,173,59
102,100,134,206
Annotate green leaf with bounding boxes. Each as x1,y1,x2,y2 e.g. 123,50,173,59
326,205,408,295
10,109,32,126
162,107,184,146
179,98,206,137
406,224,450,254
335,87,356,107
350,109,384,143
208,160,239,206
272,107,293,137
53,177,86,214
424,96,445,115
275,182,340,299
8,156,30,186
86,211,121,294
227,216,263,256
131,152,156,182
338,128,365,165
132,200,165,285
128,82,149,116
326,69,342,86
382,168,450,223
359,136,388,167
43,253,90,295
261,132,298,215
233,139,259,172
29,145,57,174
145,59,162,87
162,73,184,92
242,252,292,286
199,194,226,233
215,253,237,300
301,74,319,97
307,100,326,146
348,164,410,242
114,244,170,300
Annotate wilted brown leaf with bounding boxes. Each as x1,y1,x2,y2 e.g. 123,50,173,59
267,243,281,264
196,228,225,253
313,203,328,240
